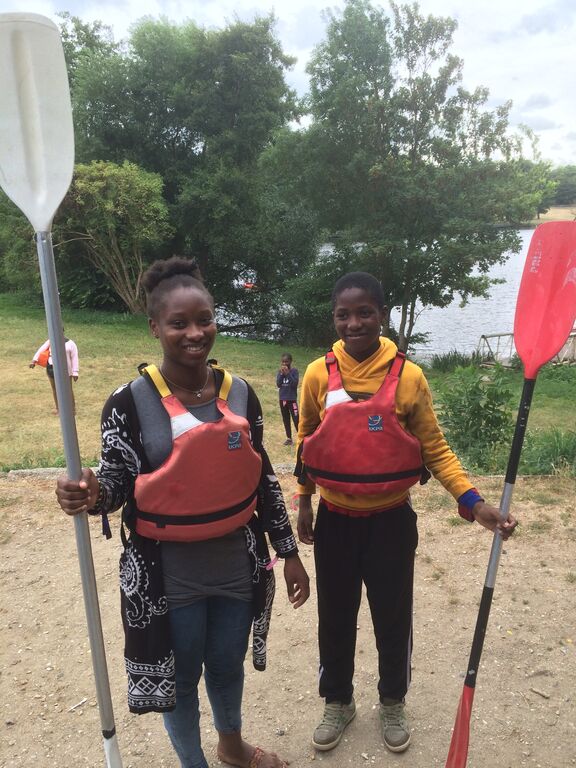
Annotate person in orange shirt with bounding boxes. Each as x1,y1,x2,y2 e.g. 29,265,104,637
295,271,517,755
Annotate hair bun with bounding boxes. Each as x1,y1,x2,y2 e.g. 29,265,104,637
142,256,203,294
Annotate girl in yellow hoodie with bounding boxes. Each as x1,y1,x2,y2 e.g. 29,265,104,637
296,271,517,755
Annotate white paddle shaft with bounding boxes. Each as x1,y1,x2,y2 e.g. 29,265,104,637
0,13,123,766
37,233,123,768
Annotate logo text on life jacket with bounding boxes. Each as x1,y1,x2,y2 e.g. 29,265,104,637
228,431,242,450
368,415,383,432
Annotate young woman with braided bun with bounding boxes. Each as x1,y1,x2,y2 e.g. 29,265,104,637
56,257,309,768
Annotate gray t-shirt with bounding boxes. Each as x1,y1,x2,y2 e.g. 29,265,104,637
131,374,253,608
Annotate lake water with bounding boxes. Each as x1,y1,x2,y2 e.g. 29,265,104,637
390,229,532,361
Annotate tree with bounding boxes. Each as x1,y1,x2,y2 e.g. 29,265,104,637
285,0,553,349
551,165,576,206
281,243,360,346
58,12,117,91
56,161,172,313
0,193,39,295
67,16,317,327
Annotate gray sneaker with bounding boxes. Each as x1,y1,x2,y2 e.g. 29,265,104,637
312,699,357,751
379,699,411,753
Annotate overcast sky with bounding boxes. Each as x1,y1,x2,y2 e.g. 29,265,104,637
3,0,575,166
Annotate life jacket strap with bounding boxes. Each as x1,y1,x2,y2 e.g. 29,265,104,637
324,350,406,392
137,488,258,528
140,363,233,402
210,364,233,401
304,465,424,484
142,364,171,398
387,351,406,378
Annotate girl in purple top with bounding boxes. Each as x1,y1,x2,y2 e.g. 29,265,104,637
276,353,299,445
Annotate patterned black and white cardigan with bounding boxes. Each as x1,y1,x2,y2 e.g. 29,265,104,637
91,370,298,714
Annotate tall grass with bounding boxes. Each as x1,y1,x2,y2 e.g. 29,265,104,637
429,349,481,372
520,428,576,476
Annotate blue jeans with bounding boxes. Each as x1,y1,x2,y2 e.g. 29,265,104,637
163,596,253,768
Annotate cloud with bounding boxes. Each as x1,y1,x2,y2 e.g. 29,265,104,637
523,93,553,110
517,0,576,34
565,132,576,142
487,0,576,41
522,115,561,130
487,28,515,44
277,5,327,50
507,102,562,132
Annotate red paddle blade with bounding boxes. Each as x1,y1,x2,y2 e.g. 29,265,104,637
445,686,475,768
514,222,576,380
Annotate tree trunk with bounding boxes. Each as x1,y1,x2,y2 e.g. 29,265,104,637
397,302,409,352
382,311,391,338
397,298,418,352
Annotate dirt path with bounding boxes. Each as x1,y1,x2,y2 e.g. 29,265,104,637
1,472,575,768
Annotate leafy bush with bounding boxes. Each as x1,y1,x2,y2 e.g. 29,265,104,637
430,349,481,372
437,365,514,471
538,363,576,382
56,249,125,310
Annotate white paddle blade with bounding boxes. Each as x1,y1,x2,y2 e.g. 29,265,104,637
0,13,74,232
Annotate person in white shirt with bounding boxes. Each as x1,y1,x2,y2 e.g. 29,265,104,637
29,335,79,414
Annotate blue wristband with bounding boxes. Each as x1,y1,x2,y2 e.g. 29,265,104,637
457,488,484,522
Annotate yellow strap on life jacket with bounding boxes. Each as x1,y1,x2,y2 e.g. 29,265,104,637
211,364,233,402
142,363,233,402
142,364,172,398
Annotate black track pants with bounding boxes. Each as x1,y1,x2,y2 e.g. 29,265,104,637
313,499,418,704
280,399,299,439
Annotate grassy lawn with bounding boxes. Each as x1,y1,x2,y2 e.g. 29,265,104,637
1,292,572,471
527,376,576,430
530,204,576,224
0,293,323,470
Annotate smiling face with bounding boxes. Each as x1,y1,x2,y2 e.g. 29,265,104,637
333,286,387,362
149,284,216,373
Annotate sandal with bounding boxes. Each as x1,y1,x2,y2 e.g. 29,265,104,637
248,746,288,768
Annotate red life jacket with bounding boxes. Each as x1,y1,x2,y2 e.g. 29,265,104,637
301,351,424,495
134,365,262,542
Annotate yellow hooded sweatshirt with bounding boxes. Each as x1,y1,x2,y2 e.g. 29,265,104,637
297,337,474,512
